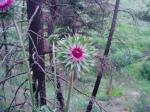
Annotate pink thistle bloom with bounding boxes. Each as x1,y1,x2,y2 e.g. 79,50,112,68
0,0,14,11
57,35,96,77
69,45,85,62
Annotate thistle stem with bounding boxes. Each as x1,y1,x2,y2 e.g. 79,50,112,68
52,42,57,106
13,20,35,109
65,73,74,112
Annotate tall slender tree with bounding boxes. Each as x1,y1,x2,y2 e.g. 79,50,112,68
86,0,120,111
26,0,46,106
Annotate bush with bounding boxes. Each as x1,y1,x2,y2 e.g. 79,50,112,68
140,60,150,80
110,88,123,97
110,49,142,69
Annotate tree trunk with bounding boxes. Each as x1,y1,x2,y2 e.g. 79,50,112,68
56,74,64,112
86,0,120,111
26,0,46,106
48,0,59,35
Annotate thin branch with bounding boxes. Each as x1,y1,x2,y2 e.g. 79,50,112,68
0,72,27,85
7,79,28,112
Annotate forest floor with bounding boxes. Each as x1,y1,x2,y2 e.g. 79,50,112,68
99,90,144,112
0,78,150,112
1,80,150,112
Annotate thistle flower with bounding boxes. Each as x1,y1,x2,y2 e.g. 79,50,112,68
0,0,15,20
57,35,97,78
0,0,14,11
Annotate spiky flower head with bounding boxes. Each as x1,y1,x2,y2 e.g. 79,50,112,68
56,35,97,78
0,0,15,20
0,0,14,11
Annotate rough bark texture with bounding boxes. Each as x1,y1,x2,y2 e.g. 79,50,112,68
86,0,120,111
26,0,46,106
48,0,59,35
56,75,64,112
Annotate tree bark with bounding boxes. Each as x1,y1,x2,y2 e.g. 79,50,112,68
26,0,46,106
48,0,59,35
86,0,120,111
56,74,64,112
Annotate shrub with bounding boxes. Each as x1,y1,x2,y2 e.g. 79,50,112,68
110,88,123,97
140,60,150,80
110,49,142,69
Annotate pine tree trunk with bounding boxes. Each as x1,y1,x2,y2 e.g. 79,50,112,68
26,0,46,106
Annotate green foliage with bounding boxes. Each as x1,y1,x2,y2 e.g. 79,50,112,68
0,11,14,20
139,60,150,80
134,94,150,112
138,80,150,93
110,88,123,97
0,102,7,112
110,49,142,69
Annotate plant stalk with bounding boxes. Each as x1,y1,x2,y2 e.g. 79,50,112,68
65,73,74,112
13,20,35,109
52,41,57,106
